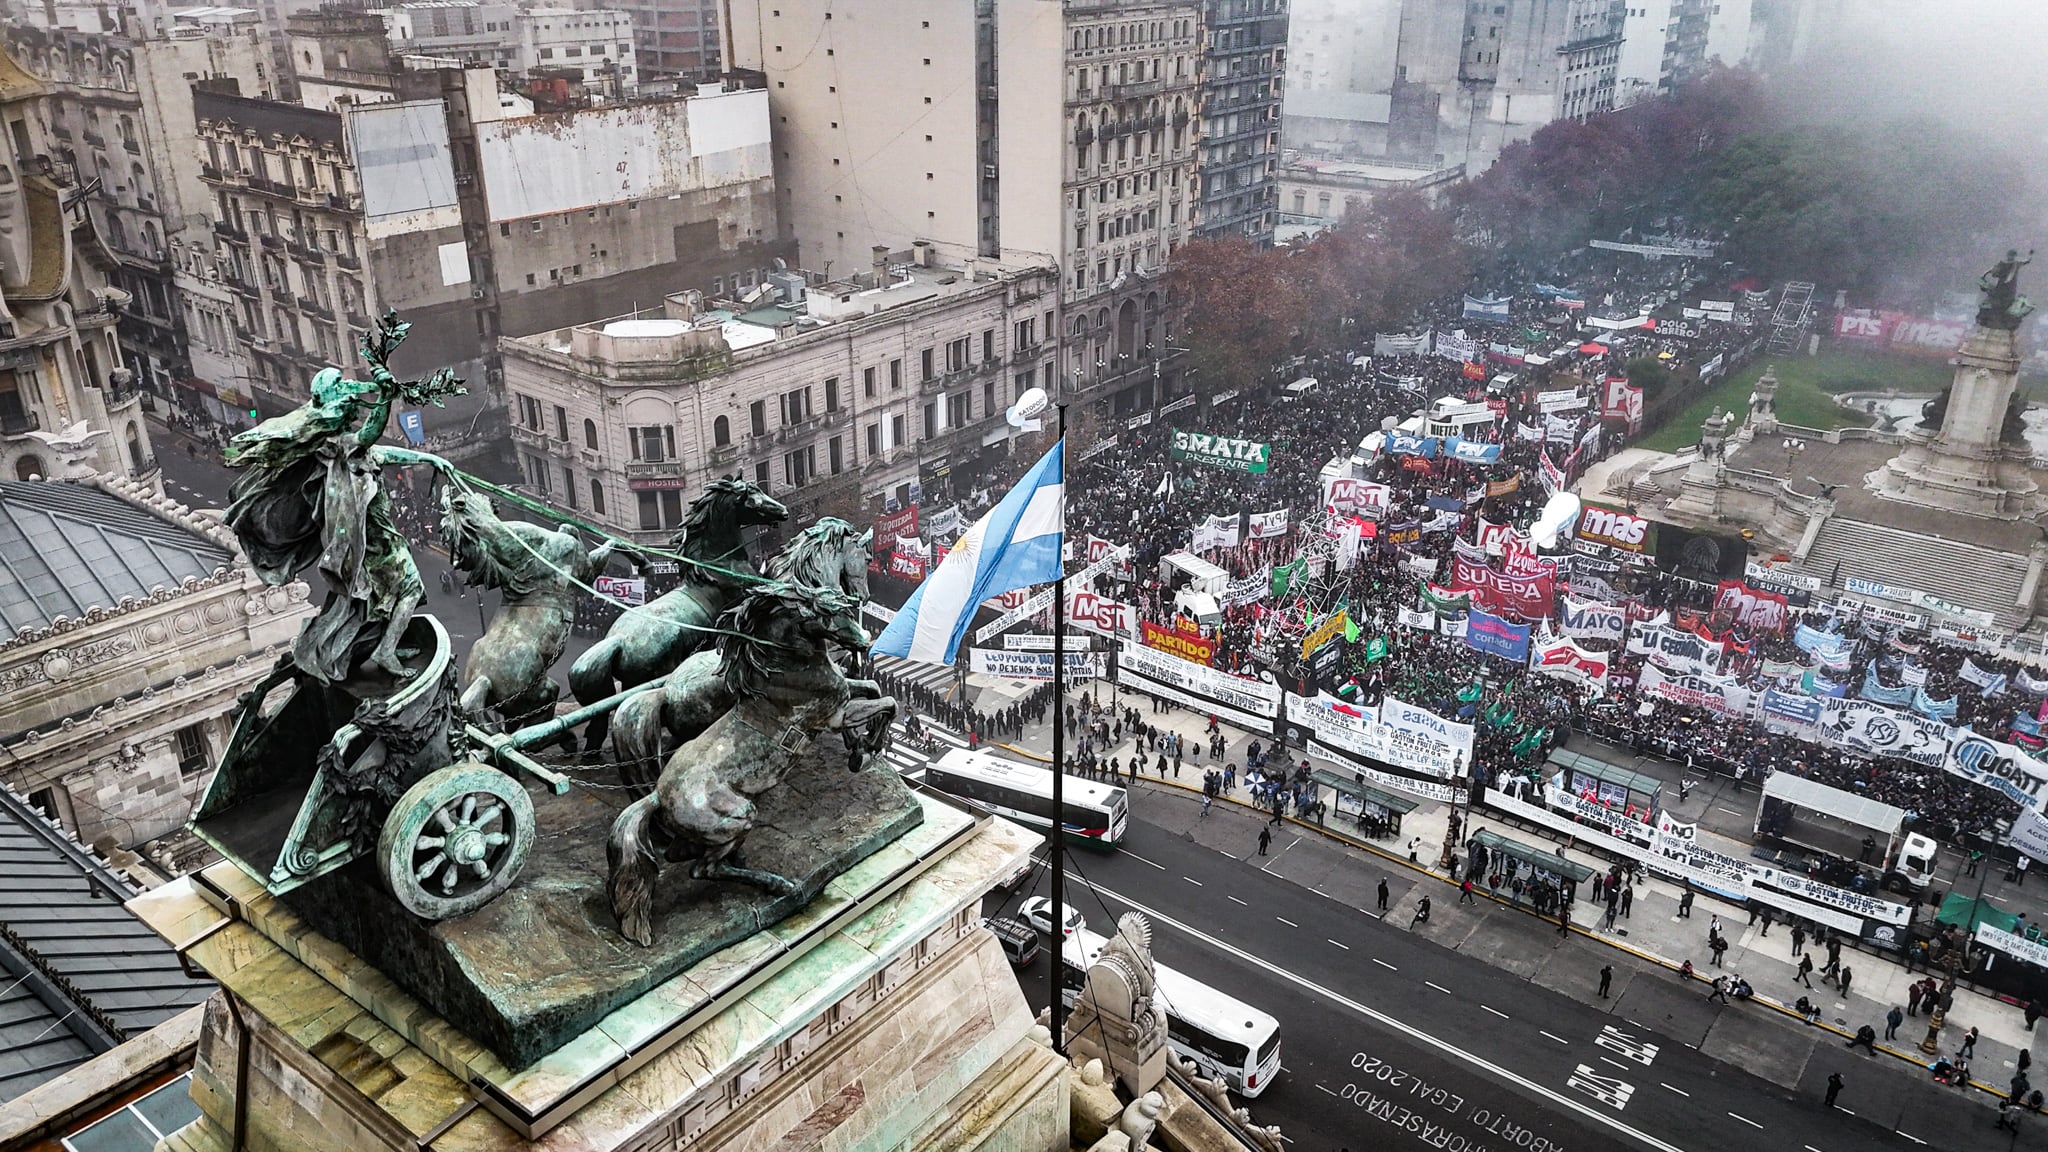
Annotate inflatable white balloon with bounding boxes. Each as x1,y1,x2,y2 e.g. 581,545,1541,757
1528,491,1582,550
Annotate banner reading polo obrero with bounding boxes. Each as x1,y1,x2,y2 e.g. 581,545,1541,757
1171,428,1270,473
873,439,1062,663
1118,638,1281,734
1530,635,1610,695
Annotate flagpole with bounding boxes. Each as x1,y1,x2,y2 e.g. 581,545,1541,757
1050,399,1069,1057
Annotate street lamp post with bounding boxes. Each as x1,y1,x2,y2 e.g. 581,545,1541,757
1438,751,1467,871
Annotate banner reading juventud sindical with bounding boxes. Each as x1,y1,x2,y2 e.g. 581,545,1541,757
1171,429,1271,474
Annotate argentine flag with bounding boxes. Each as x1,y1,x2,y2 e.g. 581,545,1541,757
872,440,1064,664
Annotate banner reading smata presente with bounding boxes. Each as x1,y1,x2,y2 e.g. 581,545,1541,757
1171,429,1271,473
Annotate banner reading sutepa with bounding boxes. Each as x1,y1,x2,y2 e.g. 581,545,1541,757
1171,429,1271,473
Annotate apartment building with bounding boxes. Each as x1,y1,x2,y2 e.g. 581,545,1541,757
516,7,636,95
1193,0,1287,243
619,0,718,81
6,16,273,408
500,247,1059,538
725,0,1258,420
0,49,158,485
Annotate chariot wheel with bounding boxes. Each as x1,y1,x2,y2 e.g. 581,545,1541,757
378,762,534,920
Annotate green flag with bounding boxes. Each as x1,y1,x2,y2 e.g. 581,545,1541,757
1456,681,1485,704
1513,727,1545,757
1344,617,1363,644
1365,636,1389,663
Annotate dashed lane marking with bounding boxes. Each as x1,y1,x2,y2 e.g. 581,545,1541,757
1541,1031,1571,1045
1425,981,1452,994
1317,1083,1340,1097
1727,1113,1762,1130
1275,916,1298,927
1123,850,1166,871
1226,895,1248,906
1372,958,1397,971
1896,1133,1925,1146
1328,939,1350,950
1660,1083,1689,1097
1482,1005,1510,1020
1600,1056,1631,1072
1183,876,1203,886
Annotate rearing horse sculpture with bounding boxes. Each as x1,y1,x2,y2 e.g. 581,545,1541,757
606,582,897,946
568,477,787,751
609,518,873,793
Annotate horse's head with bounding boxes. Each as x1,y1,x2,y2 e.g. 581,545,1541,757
774,518,872,602
680,477,789,558
438,490,496,571
718,581,866,695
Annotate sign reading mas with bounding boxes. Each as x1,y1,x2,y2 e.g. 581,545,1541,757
1172,429,1271,474
1576,503,1656,552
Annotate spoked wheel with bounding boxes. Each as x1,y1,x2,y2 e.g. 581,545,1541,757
378,762,535,920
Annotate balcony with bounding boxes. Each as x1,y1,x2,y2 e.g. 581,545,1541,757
327,191,359,212
225,275,260,299
345,309,370,329
625,459,686,481
258,233,284,251
96,369,141,407
298,295,335,320
0,409,41,436
81,130,104,148
335,253,362,271
122,137,141,154
509,423,549,449
200,162,222,181
212,220,248,243
246,177,298,201
707,443,740,466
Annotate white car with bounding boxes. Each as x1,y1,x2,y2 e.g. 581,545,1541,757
1018,896,1086,940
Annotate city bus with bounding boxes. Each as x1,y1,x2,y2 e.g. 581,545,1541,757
1059,928,1283,1097
923,748,1129,847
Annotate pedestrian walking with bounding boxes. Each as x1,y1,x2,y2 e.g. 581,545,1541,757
1257,826,1272,856
1710,934,1728,967
1907,982,1924,1017
1678,888,1694,918
1598,964,1613,999
1824,1071,1844,1108
1602,901,1618,929
1758,907,1773,937
2021,855,2031,887
1791,926,1807,957
1961,1026,1979,1060
1708,977,1729,1004
1708,913,1721,940
1796,954,1814,989
1619,885,1632,919
1838,966,1853,1000
1377,877,1390,913
1557,903,1571,937
1885,1005,1903,1040
1459,878,1477,905
2027,998,2042,1031
1411,896,1432,928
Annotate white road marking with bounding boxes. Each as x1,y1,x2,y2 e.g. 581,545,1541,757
1275,916,1298,927
1715,806,1744,816
1805,1146,1825,1152
1600,1056,1631,1072
1541,1031,1571,1045
1727,1113,1762,1130
1328,939,1351,950
1896,1133,1926,1146
1122,850,1167,871
1425,981,1452,995
1660,1083,1688,1097
1226,895,1248,906
1372,958,1397,970
1183,876,1203,886
1482,1005,1510,1020
1317,1083,1340,1097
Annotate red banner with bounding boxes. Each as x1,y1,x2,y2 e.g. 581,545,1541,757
1715,580,1790,634
1140,620,1215,666
1069,591,1134,636
887,550,925,580
1450,556,1555,619
874,505,919,550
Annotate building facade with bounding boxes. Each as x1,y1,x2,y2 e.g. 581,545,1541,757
0,50,160,485
623,0,717,81
0,473,312,853
7,16,275,414
513,7,637,96
1193,0,1286,243
500,248,1060,537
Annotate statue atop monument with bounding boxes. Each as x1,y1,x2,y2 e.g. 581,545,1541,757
1978,248,2035,331
223,311,463,682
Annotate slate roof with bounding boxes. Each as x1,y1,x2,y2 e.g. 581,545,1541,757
0,787,215,1104
0,480,233,636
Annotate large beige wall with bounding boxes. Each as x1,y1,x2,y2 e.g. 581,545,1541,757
724,0,980,273
992,0,1066,265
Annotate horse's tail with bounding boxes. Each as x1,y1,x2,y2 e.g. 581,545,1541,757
607,792,663,947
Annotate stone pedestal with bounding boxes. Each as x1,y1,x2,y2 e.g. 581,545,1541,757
1870,324,2048,518
129,796,1065,1152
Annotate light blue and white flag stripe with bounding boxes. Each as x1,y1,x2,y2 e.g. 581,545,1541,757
871,440,1064,664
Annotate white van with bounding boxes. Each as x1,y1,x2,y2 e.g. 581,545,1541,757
1160,552,1228,626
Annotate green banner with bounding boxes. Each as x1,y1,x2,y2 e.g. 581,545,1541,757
1171,429,1271,474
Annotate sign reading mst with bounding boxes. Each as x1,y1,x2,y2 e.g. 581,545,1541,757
1171,429,1271,474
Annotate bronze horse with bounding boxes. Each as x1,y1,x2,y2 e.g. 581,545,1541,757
605,582,896,945
568,477,786,751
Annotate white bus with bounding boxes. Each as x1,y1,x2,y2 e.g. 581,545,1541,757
924,748,1129,847
1060,928,1283,1097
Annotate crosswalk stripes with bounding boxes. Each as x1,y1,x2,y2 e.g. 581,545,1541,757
871,654,962,700
876,716,967,776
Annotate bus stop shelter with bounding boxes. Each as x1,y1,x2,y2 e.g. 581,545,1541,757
1471,829,1596,889
1548,749,1663,822
1313,769,1416,840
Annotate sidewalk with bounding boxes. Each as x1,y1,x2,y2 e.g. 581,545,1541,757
993,686,2042,1104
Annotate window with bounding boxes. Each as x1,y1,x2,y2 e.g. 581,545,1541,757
783,445,814,487
863,366,877,398
175,724,210,776
867,422,881,456
780,387,811,425
891,413,906,446
922,402,937,439
713,414,731,447
946,337,970,372
1014,317,1035,349
983,380,996,416
633,424,675,462
554,404,568,441
824,376,840,412
527,454,551,492
518,393,544,428
638,489,684,529
829,435,844,474
563,465,577,507
591,478,605,515
754,461,771,488
889,358,903,389
750,399,767,437
583,418,598,449
947,391,971,428
921,347,936,382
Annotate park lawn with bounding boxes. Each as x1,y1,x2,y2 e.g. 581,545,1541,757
1633,349,1948,453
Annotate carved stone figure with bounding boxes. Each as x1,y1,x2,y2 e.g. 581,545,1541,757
440,489,613,725
223,312,462,682
1978,248,2035,331
1066,912,1170,1098
605,582,897,945
1116,1092,1164,1152
568,477,788,750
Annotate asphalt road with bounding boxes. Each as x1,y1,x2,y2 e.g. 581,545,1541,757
993,811,2012,1152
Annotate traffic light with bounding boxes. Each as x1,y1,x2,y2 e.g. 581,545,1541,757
249,408,259,419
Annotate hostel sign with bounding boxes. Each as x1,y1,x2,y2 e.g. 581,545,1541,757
1171,429,1271,474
